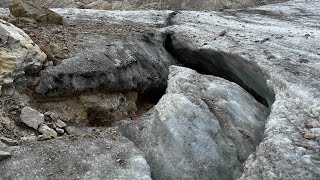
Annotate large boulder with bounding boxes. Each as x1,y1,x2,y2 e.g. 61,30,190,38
0,19,46,94
9,0,63,24
164,0,320,179
0,129,151,179
119,66,270,180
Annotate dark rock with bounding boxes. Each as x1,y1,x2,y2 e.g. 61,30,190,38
0,151,11,161
9,0,63,24
55,127,65,135
219,30,227,36
0,137,19,146
36,35,176,96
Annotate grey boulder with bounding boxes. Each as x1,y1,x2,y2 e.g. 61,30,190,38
20,107,44,130
119,66,269,180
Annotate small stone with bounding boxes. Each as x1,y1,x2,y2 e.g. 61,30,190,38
20,107,44,130
37,134,51,141
0,151,11,161
299,58,309,63
305,121,318,129
38,124,58,139
266,54,275,59
50,113,60,121
55,119,67,128
20,135,37,142
46,122,57,129
65,126,76,135
304,132,316,139
10,111,17,115
0,137,19,146
44,112,52,116
2,85,15,96
264,50,275,59
311,106,320,117
44,61,54,67
219,30,227,36
55,128,65,135
260,37,270,43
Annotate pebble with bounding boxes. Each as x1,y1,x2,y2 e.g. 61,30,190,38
55,128,65,135
65,126,77,135
37,134,52,141
219,30,227,36
38,124,58,139
0,137,19,146
0,151,11,161
50,113,60,121
305,121,318,129
304,132,316,139
55,119,67,128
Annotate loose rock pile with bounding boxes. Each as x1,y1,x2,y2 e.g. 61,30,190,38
20,106,72,141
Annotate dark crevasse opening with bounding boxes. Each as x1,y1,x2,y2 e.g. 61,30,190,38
164,34,275,108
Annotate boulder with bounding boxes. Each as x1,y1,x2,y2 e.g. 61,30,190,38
0,19,46,94
9,0,63,24
119,66,269,179
164,0,320,179
20,107,44,130
0,130,151,180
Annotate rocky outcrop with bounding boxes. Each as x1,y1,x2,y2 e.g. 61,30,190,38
0,19,46,95
9,0,63,24
0,130,152,179
35,35,176,96
119,66,270,179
